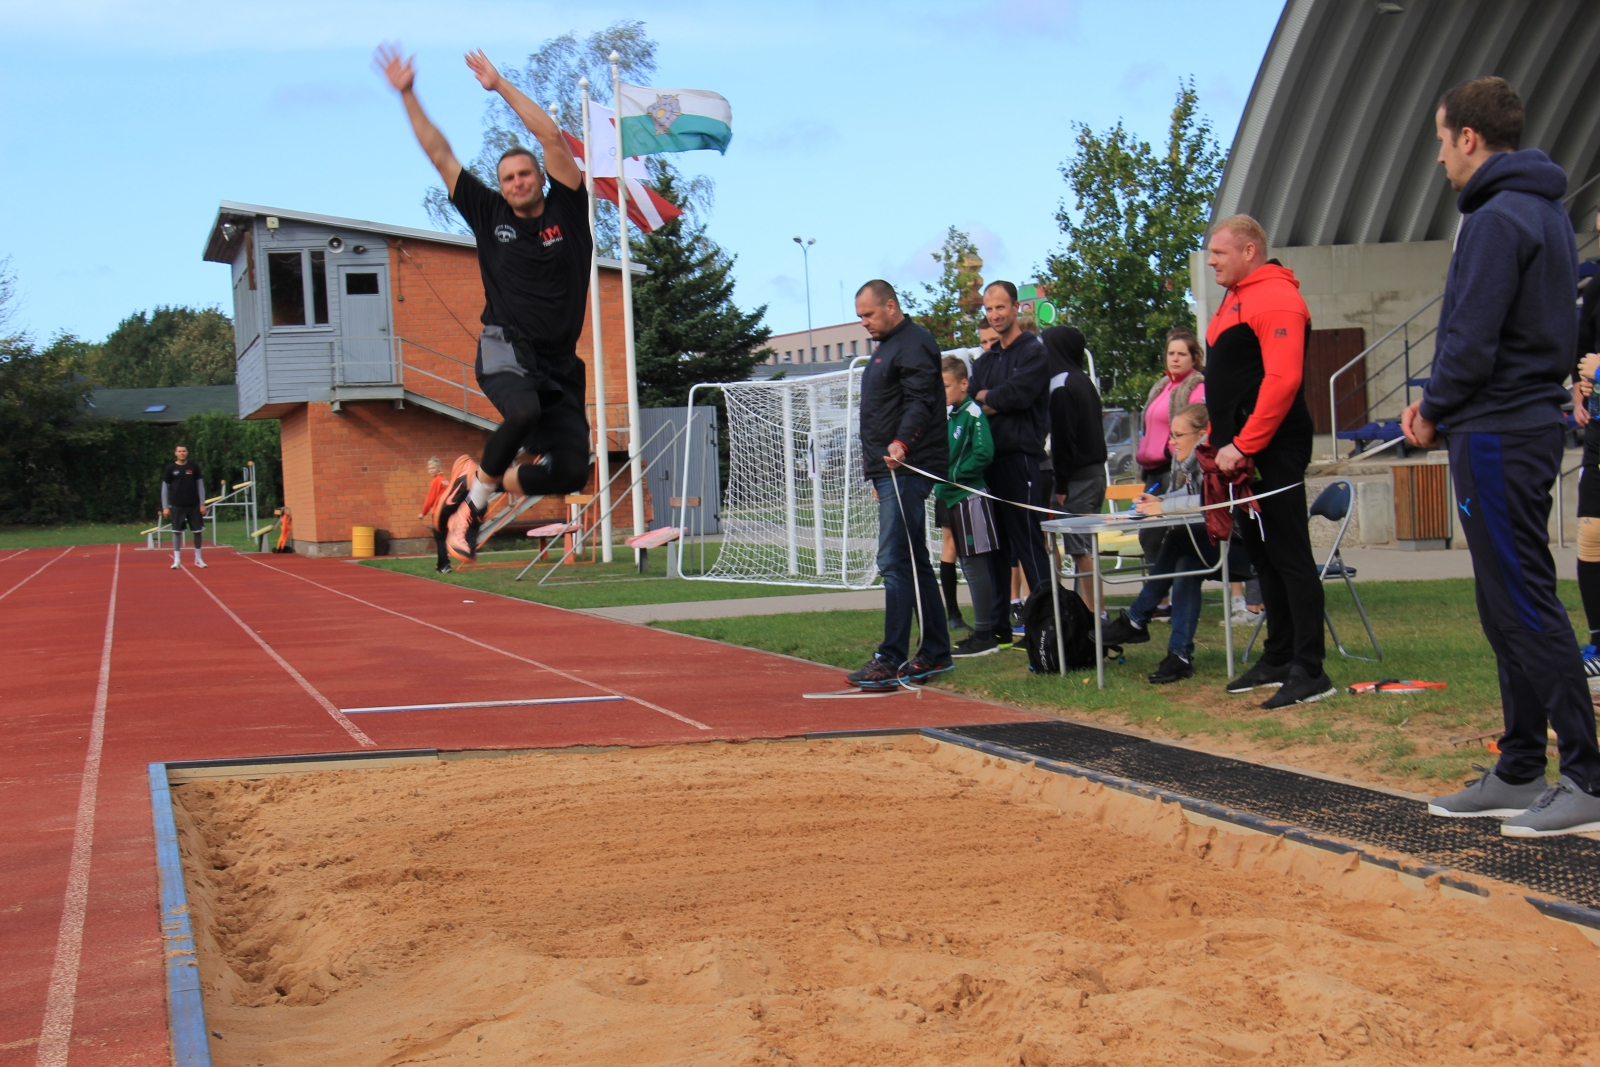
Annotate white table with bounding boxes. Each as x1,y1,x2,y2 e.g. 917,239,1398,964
1039,512,1236,688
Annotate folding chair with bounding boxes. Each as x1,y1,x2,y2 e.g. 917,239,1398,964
1242,478,1381,663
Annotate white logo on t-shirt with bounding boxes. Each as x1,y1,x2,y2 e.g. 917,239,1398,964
494,224,517,243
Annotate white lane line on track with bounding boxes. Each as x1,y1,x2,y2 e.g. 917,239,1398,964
183,568,377,748
343,695,625,714
34,545,118,1067
239,556,712,731
2,547,71,604
1,548,29,563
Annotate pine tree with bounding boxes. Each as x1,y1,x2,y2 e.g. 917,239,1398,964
631,167,772,408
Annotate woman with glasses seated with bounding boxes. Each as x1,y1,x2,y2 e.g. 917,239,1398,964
1100,403,1217,683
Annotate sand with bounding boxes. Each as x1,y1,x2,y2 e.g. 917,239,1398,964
173,739,1600,1066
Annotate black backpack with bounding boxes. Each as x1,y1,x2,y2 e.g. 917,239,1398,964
1022,581,1117,673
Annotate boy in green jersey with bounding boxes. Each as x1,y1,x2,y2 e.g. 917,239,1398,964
937,356,1004,657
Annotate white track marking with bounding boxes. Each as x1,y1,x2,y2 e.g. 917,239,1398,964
183,569,376,748
1,547,71,604
34,546,119,1067
0,548,29,563
343,695,625,714
240,556,711,731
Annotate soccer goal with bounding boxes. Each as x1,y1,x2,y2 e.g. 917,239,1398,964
678,365,940,589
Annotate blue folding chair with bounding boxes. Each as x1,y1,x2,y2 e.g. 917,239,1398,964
1242,478,1381,663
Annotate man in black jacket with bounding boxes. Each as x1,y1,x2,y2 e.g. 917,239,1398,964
969,281,1051,646
845,280,952,690
1043,326,1106,601
1405,77,1600,837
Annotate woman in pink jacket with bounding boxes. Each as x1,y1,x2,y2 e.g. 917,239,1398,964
1133,329,1207,606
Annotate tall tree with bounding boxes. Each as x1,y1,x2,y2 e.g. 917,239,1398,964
631,167,771,408
1041,82,1223,408
86,306,235,388
907,227,983,350
0,333,110,523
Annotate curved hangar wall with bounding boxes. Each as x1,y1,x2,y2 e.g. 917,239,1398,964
1193,0,1600,437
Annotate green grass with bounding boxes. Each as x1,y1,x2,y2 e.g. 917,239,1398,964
359,544,845,611
0,519,267,550
654,579,1588,791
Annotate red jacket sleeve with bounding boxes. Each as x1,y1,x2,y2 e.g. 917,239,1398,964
1232,310,1307,456
420,475,447,515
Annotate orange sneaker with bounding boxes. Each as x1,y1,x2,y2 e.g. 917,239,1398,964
445,498,482,563
432,454,478,531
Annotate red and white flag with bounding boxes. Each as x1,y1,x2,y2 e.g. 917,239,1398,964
568,100,683,233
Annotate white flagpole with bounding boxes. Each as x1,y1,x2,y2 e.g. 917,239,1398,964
611,52,647,565
579,78,614,562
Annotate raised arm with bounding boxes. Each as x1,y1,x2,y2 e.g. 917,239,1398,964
375,43,463,194
464,50,582,192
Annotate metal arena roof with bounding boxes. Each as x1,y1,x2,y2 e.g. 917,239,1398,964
1214,0,1600,248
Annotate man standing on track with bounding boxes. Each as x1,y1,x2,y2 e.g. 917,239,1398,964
378,44,593,563
846,280,952,690
161,444,206,570
1405,76,1600,837
968,281,1051,648
1205,215,1331,708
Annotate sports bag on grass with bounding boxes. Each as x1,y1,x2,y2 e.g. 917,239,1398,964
1022,581,1117,674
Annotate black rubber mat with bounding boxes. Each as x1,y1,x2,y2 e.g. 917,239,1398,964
938,720,1600,914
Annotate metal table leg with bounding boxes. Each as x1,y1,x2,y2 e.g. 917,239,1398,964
1050,532,1066,676
1222,536,1234,678
1094,542,1105,689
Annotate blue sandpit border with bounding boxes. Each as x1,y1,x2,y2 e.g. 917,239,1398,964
146,728,1600,1062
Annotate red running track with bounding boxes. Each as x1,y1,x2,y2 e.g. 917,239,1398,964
0,544,1036,1065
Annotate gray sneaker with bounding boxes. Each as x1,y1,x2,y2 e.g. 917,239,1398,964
1500,776,1600,838
1426,766,1547,818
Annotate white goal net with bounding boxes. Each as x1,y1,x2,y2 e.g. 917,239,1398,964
683,366,939,589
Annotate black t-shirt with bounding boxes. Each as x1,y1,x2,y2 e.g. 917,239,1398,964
162,462,204,507
450,169,593,355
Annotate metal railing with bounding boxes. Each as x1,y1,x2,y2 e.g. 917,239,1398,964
329,337,490,419
1326,292,1443,460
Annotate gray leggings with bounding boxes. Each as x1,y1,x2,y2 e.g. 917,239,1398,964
958,552,996,632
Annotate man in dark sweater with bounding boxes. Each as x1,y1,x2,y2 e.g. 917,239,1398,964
969,281,1051,647
162,445,207,569
845,280,952,690
1042,325,1106,602
1405,76,1600,837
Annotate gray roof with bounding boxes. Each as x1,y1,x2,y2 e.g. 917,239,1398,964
87,386,239,423
1215,0,1600,248
203,201,646,273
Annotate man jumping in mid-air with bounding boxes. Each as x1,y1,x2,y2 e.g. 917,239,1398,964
378,44,594,562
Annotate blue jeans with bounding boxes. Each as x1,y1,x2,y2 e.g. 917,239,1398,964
1127,524,1218,660
874,473,950,665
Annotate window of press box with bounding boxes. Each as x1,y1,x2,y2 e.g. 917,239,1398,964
345,272,380,295
269,250,331,328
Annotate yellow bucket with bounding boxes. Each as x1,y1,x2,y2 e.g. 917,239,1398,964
351,526,376,558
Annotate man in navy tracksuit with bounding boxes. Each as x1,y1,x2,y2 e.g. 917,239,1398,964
1405,77,1600,837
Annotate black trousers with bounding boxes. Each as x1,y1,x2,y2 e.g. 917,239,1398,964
1449,426,1600,792
1236,446,1325,674
984,452,1050,641
476,338,592,497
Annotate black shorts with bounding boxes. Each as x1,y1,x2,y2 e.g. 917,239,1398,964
169,505,204,532
948,494,999,557
476,332,591,458
934,498,951,530
1581,420,1600,519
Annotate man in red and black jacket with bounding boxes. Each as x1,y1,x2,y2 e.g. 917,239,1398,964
1205,214,1332,707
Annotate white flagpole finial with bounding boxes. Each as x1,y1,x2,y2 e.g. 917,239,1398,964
579,76,589,89
608,50,620,63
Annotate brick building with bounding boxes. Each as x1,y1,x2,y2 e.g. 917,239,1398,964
203,202,639,556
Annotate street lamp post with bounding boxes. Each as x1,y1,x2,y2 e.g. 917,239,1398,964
793,236,815,361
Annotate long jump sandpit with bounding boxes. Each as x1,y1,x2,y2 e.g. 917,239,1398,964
167,737,1600,1066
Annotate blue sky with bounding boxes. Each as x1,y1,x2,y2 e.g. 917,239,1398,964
0,0,1284,343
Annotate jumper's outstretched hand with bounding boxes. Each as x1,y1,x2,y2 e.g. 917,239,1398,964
464,49,502,92
375,43,415,93
1401,400,1437,448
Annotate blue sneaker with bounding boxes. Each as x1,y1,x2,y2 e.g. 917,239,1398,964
1582,645,1600,690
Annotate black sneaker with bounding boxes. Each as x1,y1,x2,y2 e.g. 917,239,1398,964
1148,652,1194,684
1100,610,1150,646
1010,601,1024,629
949,612,972,633
901,653,954,683
436,564,453,574
1149,603,1173,623
1225,660,1292,694
953,632,1001,658
1260,666,1337,709
846,654,900,690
